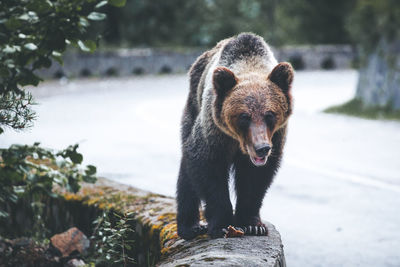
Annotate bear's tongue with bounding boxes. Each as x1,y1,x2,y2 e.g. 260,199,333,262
250,155,267,167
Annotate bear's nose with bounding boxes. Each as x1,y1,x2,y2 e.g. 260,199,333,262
255,144,271,157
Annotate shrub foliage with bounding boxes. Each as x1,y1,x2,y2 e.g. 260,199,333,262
0,0,125,133
0,143,97,219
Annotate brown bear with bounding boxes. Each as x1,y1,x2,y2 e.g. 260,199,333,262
176,33,294,240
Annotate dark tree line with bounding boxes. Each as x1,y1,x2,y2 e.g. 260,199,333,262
94,0,356,48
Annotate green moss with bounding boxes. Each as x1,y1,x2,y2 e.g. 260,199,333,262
324,98,400,121
60,181,184,262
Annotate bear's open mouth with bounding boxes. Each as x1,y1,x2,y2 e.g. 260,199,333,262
250,155,268,167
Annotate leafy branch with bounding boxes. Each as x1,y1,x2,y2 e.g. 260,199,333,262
90,211,135,266
0,0,126,132
0,143,97,219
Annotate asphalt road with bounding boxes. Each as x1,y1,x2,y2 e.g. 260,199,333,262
1,71,399,266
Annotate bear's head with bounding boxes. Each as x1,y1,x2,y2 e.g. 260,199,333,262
212,62,294,166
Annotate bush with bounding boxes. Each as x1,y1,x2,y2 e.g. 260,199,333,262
0,143,97,220
0,0,125,133
89,211,135,266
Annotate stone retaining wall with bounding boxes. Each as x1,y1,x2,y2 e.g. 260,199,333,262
6,178,283,266
64,178,286,266
37,45,354,79
2,178,286,266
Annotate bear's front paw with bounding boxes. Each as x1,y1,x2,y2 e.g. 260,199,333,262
178,224,207,240
208,225,229,239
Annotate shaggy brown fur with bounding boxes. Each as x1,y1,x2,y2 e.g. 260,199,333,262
177,33,294,240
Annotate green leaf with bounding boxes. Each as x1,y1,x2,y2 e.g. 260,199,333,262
52,51,63,65
8,193,18,203
4,59,15,68
83,175,97,183
0,210,9,219
84,40,96,52
79,17,90,27
69,152,83,164
85,165,97,175
19,14,30,21
13,186,26,194
3,45,17,53
96,1,108,8
77,40,96,53
24,43,38,51
108,0,127,7
87,12,106,21
19,12,39,22
45,0,53,7
77,40,90,52
33,57,52,69
52,51,62,57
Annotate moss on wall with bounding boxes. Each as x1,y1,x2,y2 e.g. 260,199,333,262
56,178,187,265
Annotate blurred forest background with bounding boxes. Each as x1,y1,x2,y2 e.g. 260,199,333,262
87,0,396,49
92,0,356,48
90,0,400,113
2,0,399,134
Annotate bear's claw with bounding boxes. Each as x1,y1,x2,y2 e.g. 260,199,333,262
222,225,268,237
241,225,268,236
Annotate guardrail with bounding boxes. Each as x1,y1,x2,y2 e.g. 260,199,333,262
36,45,355,79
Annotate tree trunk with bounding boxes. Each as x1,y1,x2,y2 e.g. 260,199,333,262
356,39,400,110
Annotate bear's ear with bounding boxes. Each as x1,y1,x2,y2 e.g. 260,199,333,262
213,67,238,97
268,62,294,93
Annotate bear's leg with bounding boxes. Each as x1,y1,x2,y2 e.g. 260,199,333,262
233,154,275,235
177,160,206,240
201,170,233,238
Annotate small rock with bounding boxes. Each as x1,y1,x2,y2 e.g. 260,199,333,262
65,258,86,267
50,227,89,257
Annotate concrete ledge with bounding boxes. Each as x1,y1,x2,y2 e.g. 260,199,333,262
159,221,285,267
37,45,355,79
58,178,286,266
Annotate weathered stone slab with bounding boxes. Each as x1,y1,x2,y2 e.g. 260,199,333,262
158,221,285,267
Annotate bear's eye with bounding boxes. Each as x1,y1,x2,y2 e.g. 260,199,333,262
264,112,276,126
238,113,251,129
